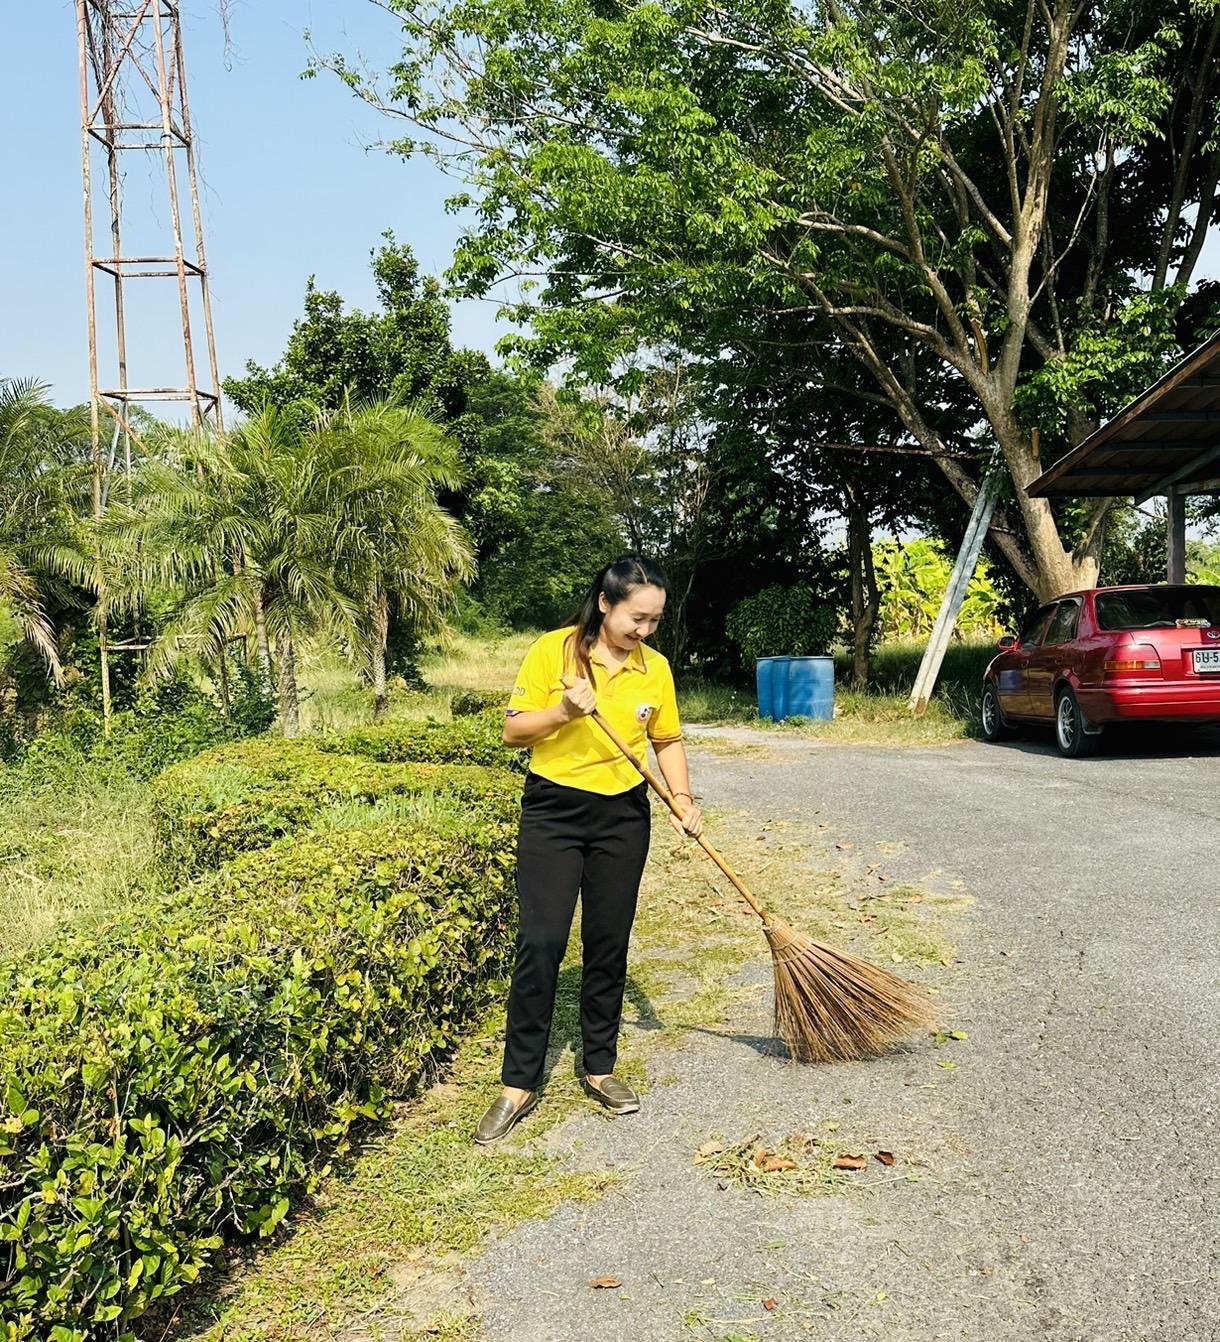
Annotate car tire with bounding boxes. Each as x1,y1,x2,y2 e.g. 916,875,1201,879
1055,687,1100,758
980,682,1012,742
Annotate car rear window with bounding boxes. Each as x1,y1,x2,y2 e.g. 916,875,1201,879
1095,587,1220,631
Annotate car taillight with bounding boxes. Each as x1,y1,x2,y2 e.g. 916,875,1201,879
1104,643,1162,675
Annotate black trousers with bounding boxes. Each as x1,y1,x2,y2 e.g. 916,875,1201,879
501,772,652,1090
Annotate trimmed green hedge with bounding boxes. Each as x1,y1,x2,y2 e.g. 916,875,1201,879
0,715,528,1338
322,711,525,772
151,737,520,875
450,689,508,718
0,816,516,1340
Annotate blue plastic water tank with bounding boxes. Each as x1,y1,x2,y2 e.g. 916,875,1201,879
755,657,778,720
771,656,792,721
786,656,834,722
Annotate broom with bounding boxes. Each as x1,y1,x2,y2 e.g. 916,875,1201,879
592,711,939,1063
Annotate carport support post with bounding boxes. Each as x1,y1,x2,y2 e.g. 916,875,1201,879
1167,489,1187,583
909,462,1002,717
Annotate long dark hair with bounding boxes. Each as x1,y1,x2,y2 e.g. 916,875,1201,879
566,555,670,681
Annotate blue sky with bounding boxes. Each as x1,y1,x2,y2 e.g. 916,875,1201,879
0,1,506,409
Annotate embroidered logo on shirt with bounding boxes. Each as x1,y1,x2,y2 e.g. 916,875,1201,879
512,685,526,695
636,703,654,723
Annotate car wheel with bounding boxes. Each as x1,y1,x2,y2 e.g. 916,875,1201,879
980,682,1011,742
1055,687,1100,758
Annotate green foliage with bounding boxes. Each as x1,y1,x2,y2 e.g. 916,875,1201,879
0,811,517,1341
873,539,1003,641
322,711,526,772
321,0,1220,599
0,378,90,685
151,735,520,876
1099,507,1169,586
9,678,252,780
725,585,837,663
449,688,507,716
1012,289,1184,438
223,238,483,430
464,378,626,630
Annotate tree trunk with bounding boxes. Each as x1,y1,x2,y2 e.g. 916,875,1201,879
253,590,273,692
371,581,390,723
276,632,301,738
216,647,232,717
846,489,881,689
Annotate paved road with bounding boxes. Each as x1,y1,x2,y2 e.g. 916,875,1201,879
470,732,1219,1342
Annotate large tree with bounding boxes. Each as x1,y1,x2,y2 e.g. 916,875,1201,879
321,0,1220,600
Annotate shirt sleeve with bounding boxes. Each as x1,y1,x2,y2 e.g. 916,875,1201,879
505,635,554,715
647,660,682,741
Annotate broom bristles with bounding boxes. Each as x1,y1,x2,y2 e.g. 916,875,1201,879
763,917,939,1063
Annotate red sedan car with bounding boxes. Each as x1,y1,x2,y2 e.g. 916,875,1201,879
981,584,1220,756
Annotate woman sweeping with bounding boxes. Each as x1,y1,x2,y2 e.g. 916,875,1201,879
475,555,704,1144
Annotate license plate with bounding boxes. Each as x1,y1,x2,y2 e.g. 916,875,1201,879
1192,648,1220,674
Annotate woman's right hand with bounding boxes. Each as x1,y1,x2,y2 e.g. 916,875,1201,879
559,674,597,720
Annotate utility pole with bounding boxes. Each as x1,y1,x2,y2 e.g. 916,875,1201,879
77,0,223,730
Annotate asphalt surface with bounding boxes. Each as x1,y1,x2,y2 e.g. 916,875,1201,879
467,727,1220,1342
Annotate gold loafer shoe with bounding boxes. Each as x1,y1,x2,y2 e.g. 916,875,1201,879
474,1091,538,1144
581,1074,640,1114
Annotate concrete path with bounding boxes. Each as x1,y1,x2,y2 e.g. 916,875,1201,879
467,731,1220,1342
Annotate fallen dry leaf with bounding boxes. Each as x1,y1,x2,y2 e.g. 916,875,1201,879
890,951,905,963
875,1150,896,1166
696,1140,725,1160
762,1156,797,1173
589,1276,622,1290
763,1298,779,1311
833,1153,868,1171
751,1146,771,1168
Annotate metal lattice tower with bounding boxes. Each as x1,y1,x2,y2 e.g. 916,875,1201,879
77,0,223,470
76,0,224,726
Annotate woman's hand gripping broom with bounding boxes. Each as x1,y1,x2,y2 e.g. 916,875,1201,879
591,711,938,1063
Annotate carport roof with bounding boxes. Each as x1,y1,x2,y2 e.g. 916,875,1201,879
1027,331,1220,504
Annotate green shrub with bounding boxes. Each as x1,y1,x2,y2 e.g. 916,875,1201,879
0,815,517,1341
322,712,526,773
10,679,262,783
725,585,838,664
449,688,507,718
151,738,520,876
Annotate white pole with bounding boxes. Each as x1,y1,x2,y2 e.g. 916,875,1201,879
909,461,1003,716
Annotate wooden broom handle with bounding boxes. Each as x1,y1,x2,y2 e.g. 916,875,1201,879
591,710,770,925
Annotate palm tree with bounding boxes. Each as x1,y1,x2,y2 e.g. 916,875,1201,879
109,400,473,733
0,378,91,685
108,407,363,736
309,398,473,720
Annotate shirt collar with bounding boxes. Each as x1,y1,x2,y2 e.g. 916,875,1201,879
590,642,648,673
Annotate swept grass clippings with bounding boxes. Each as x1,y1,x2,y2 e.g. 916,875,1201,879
692,1132,848,1199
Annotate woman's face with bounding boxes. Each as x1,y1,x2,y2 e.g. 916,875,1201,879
598,584,666,653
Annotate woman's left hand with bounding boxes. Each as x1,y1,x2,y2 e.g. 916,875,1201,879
668,800,704,839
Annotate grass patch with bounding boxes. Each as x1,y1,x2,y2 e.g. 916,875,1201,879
298,631,536,734
0,753,161,959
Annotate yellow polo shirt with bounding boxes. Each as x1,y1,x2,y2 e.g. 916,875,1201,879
505,626,683,795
